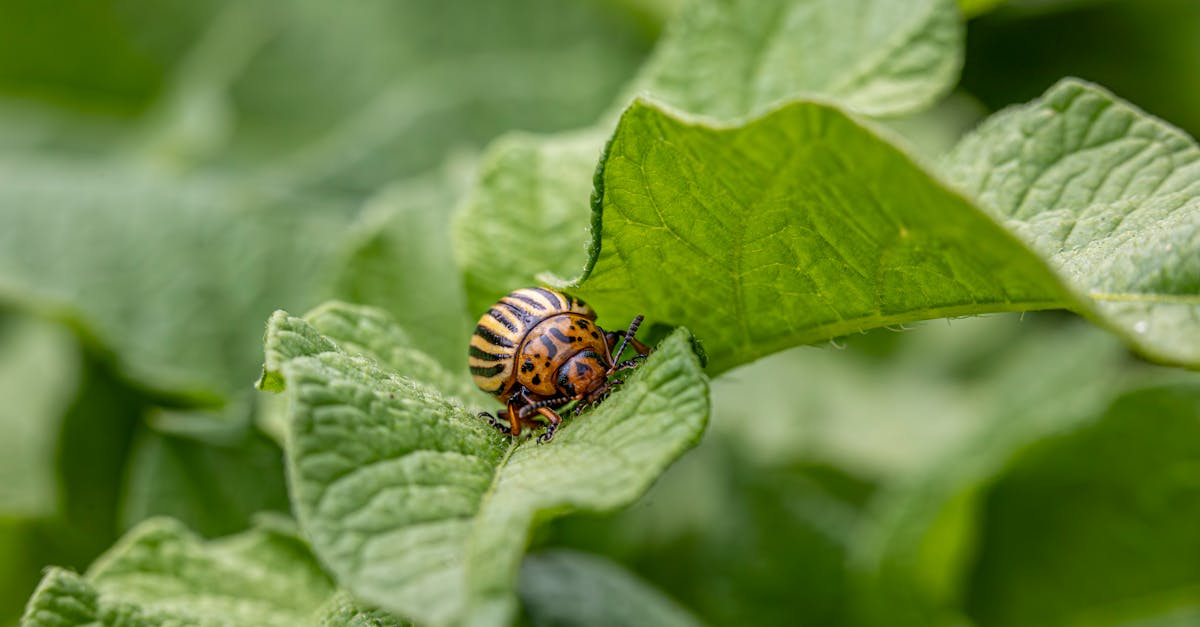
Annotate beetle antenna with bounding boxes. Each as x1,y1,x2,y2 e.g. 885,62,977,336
610,315,644,368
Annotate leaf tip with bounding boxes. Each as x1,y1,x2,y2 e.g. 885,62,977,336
258,310,294,392
686,331,709,369
22,567,99,626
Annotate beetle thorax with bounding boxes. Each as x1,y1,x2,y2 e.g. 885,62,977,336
514,313,610,398
555,350,608,399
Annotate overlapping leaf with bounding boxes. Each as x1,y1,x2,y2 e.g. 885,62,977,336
572,98,1070,374
627,0,961,119
852,370,1200,627
456,0,965,317
0,0,648,188
944,79,1200,366
260,304,708,626
965,385,1200,625
519,550,703,627
0,160,356,400
570,80,1200,373
120,430,290,537
21,517,404,627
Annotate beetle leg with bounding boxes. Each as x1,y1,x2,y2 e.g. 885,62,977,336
535,407,563,444
503,386,549,437
505,401,523,436
608,315,651,366
609,358,645,372
479,410,511,435
623,335,652,358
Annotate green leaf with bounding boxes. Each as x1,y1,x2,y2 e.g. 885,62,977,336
261,306,708,626
455,130,608,317
315,591,412,627
223,0,648,190
0,1,649,187
334,167,475,371
22,568,99,627
260,302,480,403
964,384,1200,626
548,439,874,627
0,160,356,401
629,0,962,119
573,98,1070,375
957,0,1006,18
0,313,78,517
519,550,703,627
943,78,1200,367
855,381,1200,626
455,0,966,317
705,314,1086,478
575,79,1200,374
21,517,354,627
119,429,290,537
848,324,1153,626
0,1,166,117
54,354,149,564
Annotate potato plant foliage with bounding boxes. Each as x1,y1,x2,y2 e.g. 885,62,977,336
2,1,1199,626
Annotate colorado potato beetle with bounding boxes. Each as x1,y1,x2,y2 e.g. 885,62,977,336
470,287,651,443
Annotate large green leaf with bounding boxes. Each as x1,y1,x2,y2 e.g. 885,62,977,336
20,517,405,627
847,323,1159,626
0,160,355,401
853,378,1200,627
548,439,873,627
260,304,708,626
628,0,961,119
456,0,965,317
0,1,648,185
572,98,1068,374
213,0,649,190
964,384,1200,626
455,130,608,317
334,167,475,371
119,429,290,538
705,313,1076,478
573,80,1200,374
943,79,1200,367
519,550,702,627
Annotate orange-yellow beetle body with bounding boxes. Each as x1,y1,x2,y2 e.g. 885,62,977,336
470,287,650,443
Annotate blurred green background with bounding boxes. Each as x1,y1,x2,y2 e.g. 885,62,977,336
2,0,1199,625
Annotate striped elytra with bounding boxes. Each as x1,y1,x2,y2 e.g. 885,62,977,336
472,286,652,443
469,287,597,401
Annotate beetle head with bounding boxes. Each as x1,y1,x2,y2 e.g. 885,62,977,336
555,349,608,399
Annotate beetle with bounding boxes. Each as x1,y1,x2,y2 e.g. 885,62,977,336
470,287,651,443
